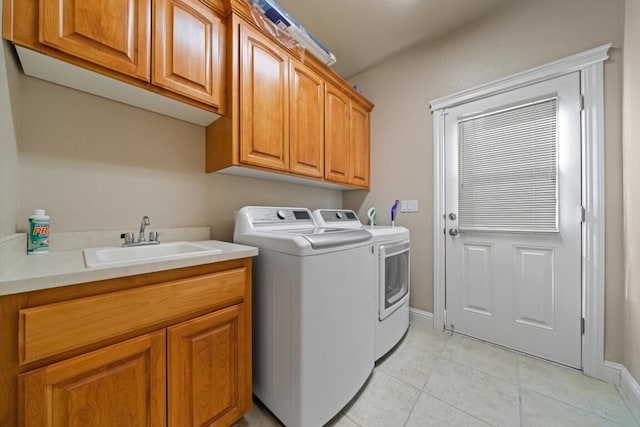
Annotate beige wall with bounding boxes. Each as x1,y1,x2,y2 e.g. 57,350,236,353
15,72,340,241
0,38,21,238
623,0,640,383
345,0,626,362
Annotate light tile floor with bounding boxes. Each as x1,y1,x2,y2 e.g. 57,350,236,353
233,322,640,427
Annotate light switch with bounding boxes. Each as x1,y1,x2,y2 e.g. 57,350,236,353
400,200,419,212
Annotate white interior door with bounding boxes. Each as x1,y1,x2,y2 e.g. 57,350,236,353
444,72,582,368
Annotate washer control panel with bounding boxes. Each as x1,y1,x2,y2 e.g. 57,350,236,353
247,207,314,225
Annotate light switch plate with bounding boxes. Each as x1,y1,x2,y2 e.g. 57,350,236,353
400,200,419,212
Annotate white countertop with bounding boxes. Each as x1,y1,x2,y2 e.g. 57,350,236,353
0,240,258,297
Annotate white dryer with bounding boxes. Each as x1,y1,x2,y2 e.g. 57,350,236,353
313,209,410,360
234,206,375,427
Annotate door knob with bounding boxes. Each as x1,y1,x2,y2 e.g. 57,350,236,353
449,228,459,236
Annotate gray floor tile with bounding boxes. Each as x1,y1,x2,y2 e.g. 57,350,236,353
521,388,628,426
344,370,421,427
233,400,283,426
325,412,360,427
424,357,520,426
376,338,441,389
518,355,637,425
405,392,491,427
441,334,519,383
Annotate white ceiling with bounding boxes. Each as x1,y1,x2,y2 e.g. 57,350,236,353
273,0,512,78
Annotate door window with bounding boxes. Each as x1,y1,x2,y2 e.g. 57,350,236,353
458,98,559,233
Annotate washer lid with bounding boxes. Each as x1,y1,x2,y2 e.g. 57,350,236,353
292,228,371,249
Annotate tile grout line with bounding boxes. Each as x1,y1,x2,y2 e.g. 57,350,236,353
421,390,493,426
396,326,452,426
517,354,524,426
404,330,497,426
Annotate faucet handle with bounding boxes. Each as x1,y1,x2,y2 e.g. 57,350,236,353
149,231,159,242
120,232,134,245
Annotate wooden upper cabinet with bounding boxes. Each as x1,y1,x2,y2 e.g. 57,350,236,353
325,83,351,184
325,82,371,187
204,13,372,188
168,304,249,427
19,331,166,427
289,59,324,178
239,23,289,171
153,0,224,107
39,0,151,81
350,102,370,188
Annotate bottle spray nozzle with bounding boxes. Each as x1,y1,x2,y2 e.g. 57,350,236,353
391,200,400,227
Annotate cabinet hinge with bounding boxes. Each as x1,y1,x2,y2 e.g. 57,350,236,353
579,94,585,111
580,206,586,223
581,317,585,335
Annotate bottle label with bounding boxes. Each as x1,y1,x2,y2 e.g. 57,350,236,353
28,219,50,254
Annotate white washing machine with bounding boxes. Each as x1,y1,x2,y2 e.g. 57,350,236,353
234,206,375,427
313,209,410,361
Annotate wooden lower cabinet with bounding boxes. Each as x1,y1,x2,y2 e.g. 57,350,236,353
20,331,167,427
20,304,248,427
4,259,253,427
168,304,248,426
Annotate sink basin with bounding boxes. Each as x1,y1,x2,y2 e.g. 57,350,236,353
84,241,222,268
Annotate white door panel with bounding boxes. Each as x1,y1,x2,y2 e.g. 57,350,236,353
445,72,582,368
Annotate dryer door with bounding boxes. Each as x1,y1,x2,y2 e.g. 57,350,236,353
379,240,410,320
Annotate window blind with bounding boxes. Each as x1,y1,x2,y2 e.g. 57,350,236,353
457,98,558,232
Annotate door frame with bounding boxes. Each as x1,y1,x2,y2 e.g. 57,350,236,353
430,44,610,379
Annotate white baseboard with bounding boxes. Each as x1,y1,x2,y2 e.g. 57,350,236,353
409,308,433,328
604,361,640,421
604,361,623,386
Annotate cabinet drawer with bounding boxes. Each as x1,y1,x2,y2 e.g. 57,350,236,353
19,268,246,365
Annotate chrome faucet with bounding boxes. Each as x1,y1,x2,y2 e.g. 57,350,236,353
120,216,160,247
139,215,150,243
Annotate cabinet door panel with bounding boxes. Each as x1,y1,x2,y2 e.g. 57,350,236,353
325,83,351,183
350,103,370,188
40,0,150,80
290,60,324,178
153,0,223,107
168,304,248,427
240,23,289,171
19,331,166,427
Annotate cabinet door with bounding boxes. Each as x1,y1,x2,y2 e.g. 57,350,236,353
39,0,150,81
350,102,370,188
325,83,351,183
19,331,166,427
239,23,289,171
168,304,249,427
289,59,324,178
153,0,223,107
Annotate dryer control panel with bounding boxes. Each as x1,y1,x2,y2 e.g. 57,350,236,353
314,209,361,226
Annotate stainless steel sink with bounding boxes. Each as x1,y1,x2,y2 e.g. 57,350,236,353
83,241,222,268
